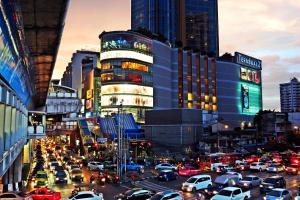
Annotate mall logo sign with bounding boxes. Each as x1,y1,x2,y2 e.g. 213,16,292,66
235,52,262,70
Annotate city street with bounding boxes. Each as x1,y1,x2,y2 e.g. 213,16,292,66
34,164,300,200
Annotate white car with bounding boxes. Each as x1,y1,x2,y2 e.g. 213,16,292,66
181,174,212,192
68,191,103,200
211,187,251,200
155,163,177,171
250,162,267,171
88,161,104,171
225,172,242,180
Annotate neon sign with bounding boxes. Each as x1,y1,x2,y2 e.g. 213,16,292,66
235,52,262,70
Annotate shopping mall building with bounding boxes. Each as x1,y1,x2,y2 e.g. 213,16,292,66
98,31,263,128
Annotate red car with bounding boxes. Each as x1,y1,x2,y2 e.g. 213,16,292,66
285,164,300,175
178,165,201,176
30,188,61,200
235,163,250,171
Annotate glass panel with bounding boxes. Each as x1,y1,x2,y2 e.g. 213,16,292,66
4,105,11,150
0,104,5,158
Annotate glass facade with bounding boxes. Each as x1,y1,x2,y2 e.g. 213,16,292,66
131,0,219,55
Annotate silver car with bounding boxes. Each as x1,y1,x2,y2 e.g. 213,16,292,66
238,175,261,188
264,188,292,200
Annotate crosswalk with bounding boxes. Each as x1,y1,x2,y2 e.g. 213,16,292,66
132,180,199,200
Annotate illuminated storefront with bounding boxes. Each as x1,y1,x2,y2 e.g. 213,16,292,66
99,31,154,122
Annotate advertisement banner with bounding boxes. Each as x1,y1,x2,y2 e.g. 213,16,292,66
241,84,249,110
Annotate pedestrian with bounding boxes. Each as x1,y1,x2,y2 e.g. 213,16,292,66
89,175,95,183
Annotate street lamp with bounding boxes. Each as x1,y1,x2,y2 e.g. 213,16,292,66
294,126,299,134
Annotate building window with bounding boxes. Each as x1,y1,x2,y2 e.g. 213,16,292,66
121,62,149,72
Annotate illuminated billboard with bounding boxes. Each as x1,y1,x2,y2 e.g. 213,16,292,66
240,67,260,84
101,32,152,55
241,84,249,110
101,95,153,107
100,50,153,64
101,84,153,96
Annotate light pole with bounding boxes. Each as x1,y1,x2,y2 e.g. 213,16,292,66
117,99,124,180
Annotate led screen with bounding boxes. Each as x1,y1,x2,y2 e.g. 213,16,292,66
241,84,249,110
100,50,153,64
240,67,260,84
101,32,152,55
101,95,153,107
101,84,153,96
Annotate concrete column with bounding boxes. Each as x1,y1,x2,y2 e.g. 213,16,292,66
13,152,23,183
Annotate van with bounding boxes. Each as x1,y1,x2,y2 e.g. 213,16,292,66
181,174,212,192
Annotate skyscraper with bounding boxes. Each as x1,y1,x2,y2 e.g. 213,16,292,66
280,77,300,112
131,0,219,56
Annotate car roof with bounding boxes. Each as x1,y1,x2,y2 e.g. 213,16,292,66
269,175,283,179
272,188,286,192
222,187,240,191
190,174,210,178
158,190,177,195
76,191,95,195
160,169,173,173
246,175,258,178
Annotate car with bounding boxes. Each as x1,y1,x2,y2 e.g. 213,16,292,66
267,163,285,173
260,176,286,194
72,156,85,166
67,191,103,200
263,188,292,200
285,164,300,175
114,188,154,200
0,192,33,200
30,188,61,200
211,187,251,200
235,163,250,171
215,165,234,174
225,172,242,180
157,170,178,181
250,162,267,171
122,162,144,171
54,170,68,183
295,192,300,200
238,175,261,188
32,171,48,188
204,174,240,197
155,163,178,171
68,164,81,172
178,165,201,176
149,191,184,200
181,174,212,192
70,168,84,182
49,161,59,172
88,161,104,171
53,165,64,174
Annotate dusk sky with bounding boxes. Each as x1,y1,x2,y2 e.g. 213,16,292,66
53,0,300,111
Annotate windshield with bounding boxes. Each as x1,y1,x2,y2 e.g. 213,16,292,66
72,169,82,174
125,190,137,196
267,190,281,197
186,178,197,183
36,174,47,178
151,194,164,200
56,171,66,176
242,177,253,181
251,163,257,166
264,178,276,184
218,190,232,196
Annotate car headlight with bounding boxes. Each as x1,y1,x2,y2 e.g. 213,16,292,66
268,185,274,189
213,191,218,194
56,178,59,180
204,189,208,193
263,197,266,200
243,183,248,186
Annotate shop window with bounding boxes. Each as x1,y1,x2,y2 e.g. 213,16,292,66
101,63,110,70
101,73,114,81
